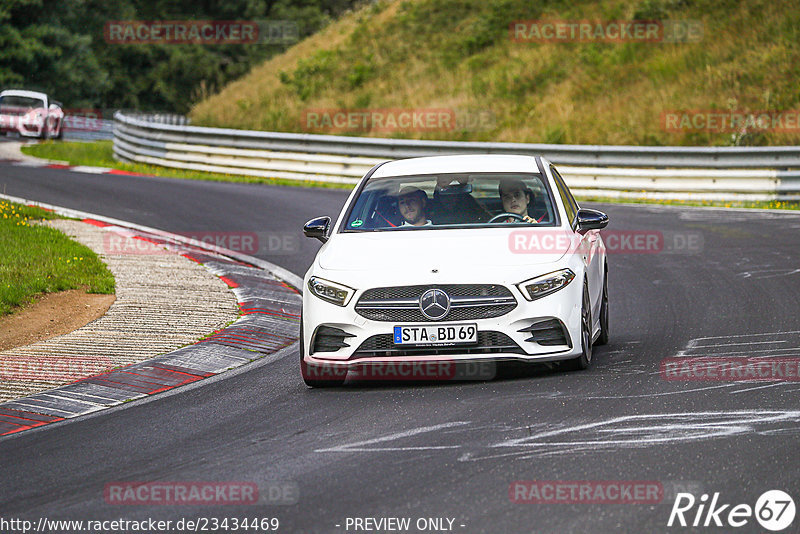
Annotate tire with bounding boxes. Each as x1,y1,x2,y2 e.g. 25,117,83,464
299,320,347,387
595,266,609,346
563,279,593,371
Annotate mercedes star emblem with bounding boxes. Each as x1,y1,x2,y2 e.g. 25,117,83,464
419,288,450,320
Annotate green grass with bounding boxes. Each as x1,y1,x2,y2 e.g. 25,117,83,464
20,141,353,190
0,200,115,315
190,0,800,147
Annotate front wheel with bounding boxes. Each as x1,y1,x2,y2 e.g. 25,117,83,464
563,280,592,371
595,266,609,346
299,320,347,387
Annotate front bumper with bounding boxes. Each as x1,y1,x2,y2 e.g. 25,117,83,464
302,279,584,368
0,112,48,137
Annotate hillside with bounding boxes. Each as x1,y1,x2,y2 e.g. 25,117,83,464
190,0,800,146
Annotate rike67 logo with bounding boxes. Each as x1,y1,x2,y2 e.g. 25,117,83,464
668,490,795,531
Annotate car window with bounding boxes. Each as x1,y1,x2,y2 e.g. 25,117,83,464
0,96,46,115
551,165,578,227
341,172,559,232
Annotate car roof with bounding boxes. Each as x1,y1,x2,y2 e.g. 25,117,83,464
0,90,48,101
370,154,544,178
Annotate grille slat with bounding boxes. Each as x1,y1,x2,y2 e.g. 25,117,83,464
312,326,355,353
356,284,517,322
519,319,570,347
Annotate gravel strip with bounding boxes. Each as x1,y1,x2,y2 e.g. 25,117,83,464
0,219,240,403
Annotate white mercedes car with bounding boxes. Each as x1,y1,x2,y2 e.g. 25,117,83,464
300,154,609,387
0,89,64,139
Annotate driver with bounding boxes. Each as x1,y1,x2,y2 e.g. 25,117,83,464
397,186,432,226
498,178,538,223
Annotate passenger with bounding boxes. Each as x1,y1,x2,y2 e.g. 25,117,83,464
498,178,539,223
429,176,489,225
397,186,432,227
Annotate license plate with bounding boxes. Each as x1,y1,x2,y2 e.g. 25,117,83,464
393,324,478,345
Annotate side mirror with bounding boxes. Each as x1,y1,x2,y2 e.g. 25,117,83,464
303,216,331,243
576,208,609,232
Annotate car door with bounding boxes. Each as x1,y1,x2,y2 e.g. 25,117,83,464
551,166,602,319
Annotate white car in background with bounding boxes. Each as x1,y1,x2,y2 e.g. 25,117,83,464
300,154,609,387
0,89,64,139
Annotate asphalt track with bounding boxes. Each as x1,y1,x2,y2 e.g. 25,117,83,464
1,162,800,533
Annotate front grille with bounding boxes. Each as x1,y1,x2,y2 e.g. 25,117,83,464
356,284,517,322
361,284,511,300
518,318,570,347
350,331,525,359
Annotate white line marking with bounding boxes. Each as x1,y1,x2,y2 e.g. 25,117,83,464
70,165,113,174
692,340,788,348
739,268,800,279
488,411,800,456
679,348,800,357
316,421,469,453
729,382,795,394
584,382,738,398
687,331,800,343
676,331,800,357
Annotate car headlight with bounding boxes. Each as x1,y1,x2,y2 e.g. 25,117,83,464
517,269,576,301
308,276,354,306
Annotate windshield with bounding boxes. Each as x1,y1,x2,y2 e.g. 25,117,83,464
342,172,559,232
0,95,46,115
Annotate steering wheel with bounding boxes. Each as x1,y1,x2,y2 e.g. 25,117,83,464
488,212,525,223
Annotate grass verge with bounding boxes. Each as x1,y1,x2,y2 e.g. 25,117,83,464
0,200,115,316
20,141,354,190
191,0,800,147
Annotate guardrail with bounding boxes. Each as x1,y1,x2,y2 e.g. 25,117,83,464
114,111,800,201
63,118,114,142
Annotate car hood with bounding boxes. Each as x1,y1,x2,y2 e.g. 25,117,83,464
317,227,573,272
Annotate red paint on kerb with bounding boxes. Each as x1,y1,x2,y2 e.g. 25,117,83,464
106,169,145,176
82,218,113,227
219,276,239,288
